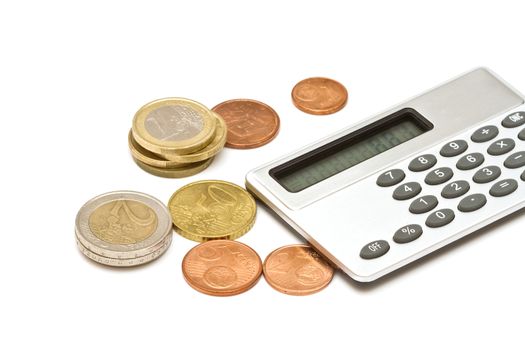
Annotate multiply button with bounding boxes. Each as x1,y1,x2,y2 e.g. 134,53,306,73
426,209,455,228
360,240,390,259
504,151,525,169
471,125,498,143
408,154,437,172
490,179,518,197
376,169,405,187
458,194,487,213
440,140,468,157
393,224,423,244
457,153,484,170
487,138,515,156
393,182,422,200
502,111,525,128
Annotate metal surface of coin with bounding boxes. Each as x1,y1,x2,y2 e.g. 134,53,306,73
292,77,348,115
162,113,227,163
212,99,280,149
76,191,172,260
132,156,214,178
168,180,256,242
182,240,262,296
128,130,192,169
76,234,172,267
132,97,216,155
263,244,334,295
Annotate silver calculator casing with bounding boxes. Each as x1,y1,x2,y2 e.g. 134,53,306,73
246,67,525,282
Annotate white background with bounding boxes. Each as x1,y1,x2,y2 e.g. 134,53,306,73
1,1,524,349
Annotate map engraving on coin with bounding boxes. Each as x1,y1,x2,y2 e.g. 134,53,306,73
145,105,204,141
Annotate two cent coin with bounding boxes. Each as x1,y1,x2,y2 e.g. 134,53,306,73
292,77,348,115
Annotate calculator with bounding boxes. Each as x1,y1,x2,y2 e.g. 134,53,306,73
246,67,525,282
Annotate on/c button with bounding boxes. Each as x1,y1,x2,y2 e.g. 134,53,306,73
360,240,390,259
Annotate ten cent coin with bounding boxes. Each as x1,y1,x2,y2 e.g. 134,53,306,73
291,77,348,115
182,240,262,296
263,244,334,295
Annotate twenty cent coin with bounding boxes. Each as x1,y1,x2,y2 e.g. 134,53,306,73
168,180,256,242
212,99,280,149
291,77,348,115
263,244,334,295
75,191,173,264
182,240,262,296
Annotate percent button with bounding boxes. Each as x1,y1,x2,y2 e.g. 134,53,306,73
393,224,423,244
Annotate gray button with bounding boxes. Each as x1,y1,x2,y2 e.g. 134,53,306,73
440,140,468,157
393,224,423,244
456,152,484,170
425,167,454,185
393,182,422,200
487,138,515,155
519,128,525,141
490,179,518,197
409,195,438,214
408,154,437,172
426,209,455,228
458,194,487,212
502,111,525,128
441,180,470,199
472,165,501,183
376,169,405,187
471,125,499,143
503,151,525,169
360,240,390,259
521,170,525,181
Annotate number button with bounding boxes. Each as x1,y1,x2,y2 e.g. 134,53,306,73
503,151,525,169
441,180,470,199
376,169,405,187
489,179,518,197
393,182,422,200
393,224,423,244
458,194,487,213
456,152,484,170
360,240,390,259
471,125,499,143
487,138,515,156
440,140,468,157
408,154,437,172
425,167,453,185
409,195,438,214
472,166,501,184
425,209,455,228
502,111,525,128
519,128,525,141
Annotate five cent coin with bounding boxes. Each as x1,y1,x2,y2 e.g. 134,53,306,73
212,99,280,149
292,77,348,115
182,240,263,296
263,244,334,295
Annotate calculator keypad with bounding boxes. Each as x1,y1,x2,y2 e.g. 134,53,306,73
440,140,468,157
425,167,453,185
393,224,423,244
487,138,515,155
504,151,525,169
376,169,405,187
409,195,438,214
458,194,487,212
441,180,470,198
392,182,422,200
502,111,525,128
472,166,501,184
456,152,484,170
408,154,437,172
490,179,518,197
425,209,455,228
519,129,525,141
471,125,498,142
360,240,390,259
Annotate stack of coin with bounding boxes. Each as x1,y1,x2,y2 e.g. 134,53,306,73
129,98,227,178
75,191,173,267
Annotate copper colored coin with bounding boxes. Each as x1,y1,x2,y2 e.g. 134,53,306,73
182,240,262,296
263,244,334,296
212,99,280,149
291,77,348,115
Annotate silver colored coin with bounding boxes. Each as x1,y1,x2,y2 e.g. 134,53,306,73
145,105,204,142
76,234,172,267
75,191,173,260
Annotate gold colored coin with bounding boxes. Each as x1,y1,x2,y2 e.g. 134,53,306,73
88,199,158,244
168,180,257,242
132,97,216,156
133,156,214,178
162,113,227,163
128,130,191,169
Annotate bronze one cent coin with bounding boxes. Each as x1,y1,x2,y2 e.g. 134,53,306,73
182,240,262,296
263,244,334,295
212,99,280,149
291,77,348,115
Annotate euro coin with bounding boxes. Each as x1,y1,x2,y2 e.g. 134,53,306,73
263,244,334,295
212,99,280,149
75,191,173,263
132,97,216,156
182,240,262,296
291,77,348,115
128,130,191,169
132,156,214,178
168,180,256,242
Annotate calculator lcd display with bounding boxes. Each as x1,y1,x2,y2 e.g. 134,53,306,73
271,108,433,192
